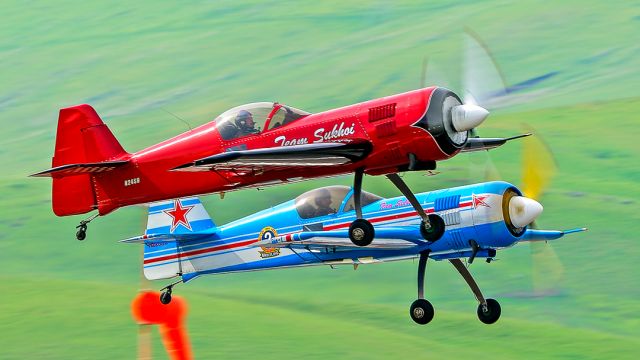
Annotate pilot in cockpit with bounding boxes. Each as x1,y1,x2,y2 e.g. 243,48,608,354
235,110,260,136
314,188,336,217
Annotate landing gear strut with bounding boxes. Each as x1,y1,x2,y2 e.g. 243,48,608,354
386,173,444,242
75,214,98,241
347,170,445,247
409,250,435,325
349,168,374,246
449,258,501,324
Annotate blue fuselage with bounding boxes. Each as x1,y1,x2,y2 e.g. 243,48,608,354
143,181,523,283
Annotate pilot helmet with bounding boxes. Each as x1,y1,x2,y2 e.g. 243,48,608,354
235,110,254,129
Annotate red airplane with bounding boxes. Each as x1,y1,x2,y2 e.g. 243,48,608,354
31,86,527,244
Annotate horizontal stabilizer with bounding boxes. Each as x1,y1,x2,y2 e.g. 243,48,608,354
120,231,215,244
30,160,128,178
171,141,372,172
520,227,587,242
462,133,531,152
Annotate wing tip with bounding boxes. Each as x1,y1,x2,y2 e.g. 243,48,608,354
564,227,588,234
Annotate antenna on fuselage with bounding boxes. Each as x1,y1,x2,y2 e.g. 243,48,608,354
161,108,193,131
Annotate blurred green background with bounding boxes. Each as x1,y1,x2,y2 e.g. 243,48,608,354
1,1,638,359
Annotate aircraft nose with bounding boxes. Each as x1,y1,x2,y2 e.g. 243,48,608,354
451,104,489,132
508,196,543,228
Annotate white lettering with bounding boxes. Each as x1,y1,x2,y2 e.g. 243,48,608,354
275,135,309,146
124,177,140,187
274,122,356,147
314,122,356,142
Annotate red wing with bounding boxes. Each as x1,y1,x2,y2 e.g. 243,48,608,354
461,134,531,152
171,141,372,173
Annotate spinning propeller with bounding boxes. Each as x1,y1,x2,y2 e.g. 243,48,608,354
422,28,566,296
520,131,565,297
463,29,566,296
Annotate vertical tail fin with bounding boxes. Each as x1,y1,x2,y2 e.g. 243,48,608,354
146,197,216,235
53,104,127,165
47,104,129,216
143,197,216,280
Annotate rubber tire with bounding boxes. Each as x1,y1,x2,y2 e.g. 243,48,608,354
349,219,375,246
410,299,434,325
76,230,86,241
160,291,172,305
420,214,445,242
477,298,501,324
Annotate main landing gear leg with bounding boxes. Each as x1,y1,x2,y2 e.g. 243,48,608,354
75,213,98,241
348,168,375,247
449,258,501,324
385,173,444,242
159,279,184,305
410,250,434,325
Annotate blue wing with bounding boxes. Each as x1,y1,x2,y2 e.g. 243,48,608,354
119,231,215,244
520,228,587,242
256,226,424,251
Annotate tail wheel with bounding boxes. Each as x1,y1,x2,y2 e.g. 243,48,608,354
160,291,172,305
76,224,87,241
477,298,501,324
349,219,375,246
420,214,445,242
410,299,434,325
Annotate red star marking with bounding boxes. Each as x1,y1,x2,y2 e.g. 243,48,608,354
163,200,195,232
473,194,490,209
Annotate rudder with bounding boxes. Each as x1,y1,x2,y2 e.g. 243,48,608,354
143,197,216,280
50,104,129,216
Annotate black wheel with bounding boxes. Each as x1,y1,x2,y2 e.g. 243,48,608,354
477,298,501,324
349,219,375,246
420,214,445,242
160,291,172,305
76,229,86,241
409,299,434,325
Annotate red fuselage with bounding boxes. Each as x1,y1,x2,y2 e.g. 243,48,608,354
56,87,467,215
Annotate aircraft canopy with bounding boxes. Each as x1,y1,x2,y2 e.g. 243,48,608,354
215,102,310,141
295,185,381,219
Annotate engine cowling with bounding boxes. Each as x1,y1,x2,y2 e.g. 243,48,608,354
415,87,489,156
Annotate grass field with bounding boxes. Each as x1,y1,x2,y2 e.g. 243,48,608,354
1,1,639,359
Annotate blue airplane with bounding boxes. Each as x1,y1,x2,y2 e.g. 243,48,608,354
122,179,585,325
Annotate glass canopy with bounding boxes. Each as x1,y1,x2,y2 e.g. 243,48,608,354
214,102,310,141
295,186,382,219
